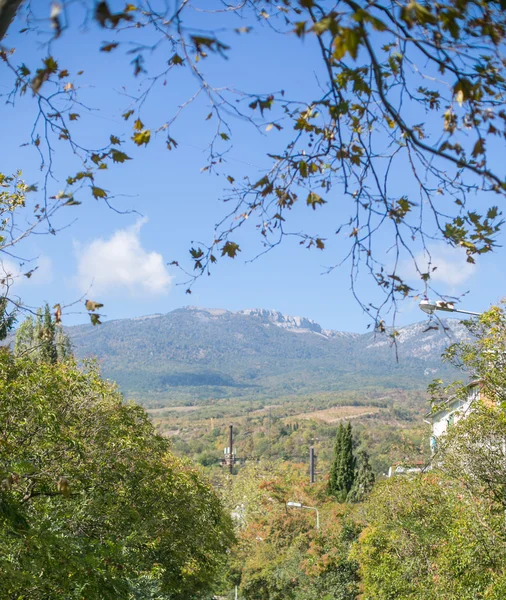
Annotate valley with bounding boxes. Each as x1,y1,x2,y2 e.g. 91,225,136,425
63,306,471,476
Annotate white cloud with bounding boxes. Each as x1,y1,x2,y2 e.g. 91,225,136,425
399,244,476,287
0,255,53,289
75,218,173,297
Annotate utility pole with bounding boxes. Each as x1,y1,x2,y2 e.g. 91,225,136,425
309,446,316,484
228,424,234,474
221,424,240,473
268,407,272,457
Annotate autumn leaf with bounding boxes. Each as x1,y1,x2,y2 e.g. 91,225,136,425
100,42,119,52
85,299,104,312
132,130,151,146
54,303,62,323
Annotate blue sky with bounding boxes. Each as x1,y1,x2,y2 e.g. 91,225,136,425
0,2,504,332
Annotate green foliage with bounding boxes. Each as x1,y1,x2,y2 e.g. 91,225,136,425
351,303,506,598
0,169,104,326
354,474,506,599
328,423,356,502
0,297,15,341
14,304,71,364
224,462,359,600
348,449,375,503
41,303,57,364
0,352,234,598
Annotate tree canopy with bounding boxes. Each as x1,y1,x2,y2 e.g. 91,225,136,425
352,303,506,598
328,422,356,501
1,0,506,323
0,351,234,598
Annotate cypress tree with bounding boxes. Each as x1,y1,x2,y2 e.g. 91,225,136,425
348,449,375,503
56,324,72,362
40,303,58,364
328,423,344,496
15,304,72,363
328,422,356,502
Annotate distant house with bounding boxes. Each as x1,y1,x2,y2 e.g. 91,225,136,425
387,461,426,478
389,380,485,477
424,380,482,453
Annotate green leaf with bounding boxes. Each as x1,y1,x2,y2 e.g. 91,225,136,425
90,313,102,325
472,138,485,158
91,186,107,199
18,63,31,77
110,150,132,163
43,56,58,73
221,241,241,258
190,247,204,259
167,136,178,150
169,53,184,66
294,21,307,38
306,192,326,210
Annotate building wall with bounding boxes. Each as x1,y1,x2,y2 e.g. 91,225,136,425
429,385,481,451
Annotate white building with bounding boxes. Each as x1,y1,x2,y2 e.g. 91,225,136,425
388,380,483,477
424,380,481,453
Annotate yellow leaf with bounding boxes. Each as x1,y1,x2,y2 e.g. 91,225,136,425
132,130,151,146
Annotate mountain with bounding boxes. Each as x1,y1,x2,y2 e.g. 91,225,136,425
67,306,470,406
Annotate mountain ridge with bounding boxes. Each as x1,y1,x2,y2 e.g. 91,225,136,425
67,306,469,406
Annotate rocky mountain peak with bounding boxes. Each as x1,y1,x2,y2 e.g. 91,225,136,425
238,308,324,334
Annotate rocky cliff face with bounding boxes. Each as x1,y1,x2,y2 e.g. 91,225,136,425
237,308,324,334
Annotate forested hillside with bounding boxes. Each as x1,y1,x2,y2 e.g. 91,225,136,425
68,306,468,406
